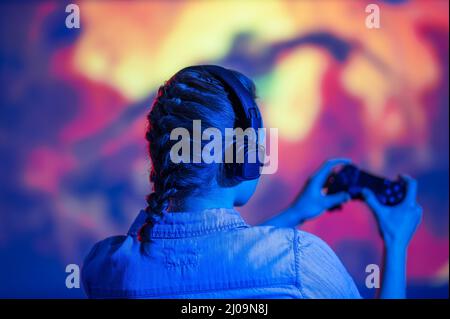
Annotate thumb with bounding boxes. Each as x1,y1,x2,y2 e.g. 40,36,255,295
325,192,351,208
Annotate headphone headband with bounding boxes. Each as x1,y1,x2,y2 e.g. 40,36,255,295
179,65,262,130
200,65,262,130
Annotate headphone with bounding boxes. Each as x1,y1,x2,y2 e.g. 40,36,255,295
180,65,264,181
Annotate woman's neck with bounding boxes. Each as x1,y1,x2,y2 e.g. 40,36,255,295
168,188,235,212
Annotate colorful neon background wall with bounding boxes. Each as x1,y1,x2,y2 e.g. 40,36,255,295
0,0,448,298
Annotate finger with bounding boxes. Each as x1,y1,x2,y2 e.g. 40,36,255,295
401,175,418,203
324,192,351,208
361,188,383,213
311,158,352,186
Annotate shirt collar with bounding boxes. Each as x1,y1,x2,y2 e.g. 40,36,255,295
128,208,249,240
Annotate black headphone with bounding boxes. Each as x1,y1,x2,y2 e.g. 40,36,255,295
180,65,264,181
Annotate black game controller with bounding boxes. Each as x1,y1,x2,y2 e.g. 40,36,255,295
325,164,407,210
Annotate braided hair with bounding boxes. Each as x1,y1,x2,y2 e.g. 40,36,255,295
144,66,256,224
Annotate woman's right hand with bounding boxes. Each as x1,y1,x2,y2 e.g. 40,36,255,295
362,175,423,249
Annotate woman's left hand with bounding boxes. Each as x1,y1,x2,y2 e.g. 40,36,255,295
261,158,352,227
290,158,352,224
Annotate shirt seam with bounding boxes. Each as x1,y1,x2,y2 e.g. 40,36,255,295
145,222,249,239
293,228,304,298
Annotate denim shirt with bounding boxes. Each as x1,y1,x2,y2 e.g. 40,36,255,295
82,208,361,299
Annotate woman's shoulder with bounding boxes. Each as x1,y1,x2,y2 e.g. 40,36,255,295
293,229,361,298
81,235,134,295
83,210,148,264
82,235,130,274
85,235,128,257
295,230,335,252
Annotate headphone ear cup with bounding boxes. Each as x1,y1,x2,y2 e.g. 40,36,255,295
234,142,262,180
223,141,237,179
223,141,244,181
224,161,236,179
223,135,262,181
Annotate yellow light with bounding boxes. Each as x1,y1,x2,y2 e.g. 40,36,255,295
265,48,328,141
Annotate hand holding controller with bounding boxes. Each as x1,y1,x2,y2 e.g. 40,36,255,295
324,164,407,209
323,163,422,299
